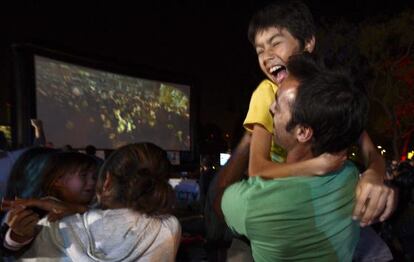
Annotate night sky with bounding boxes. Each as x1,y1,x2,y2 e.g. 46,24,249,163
0,0,412,148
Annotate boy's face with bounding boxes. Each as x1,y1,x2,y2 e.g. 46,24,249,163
254,27,303,86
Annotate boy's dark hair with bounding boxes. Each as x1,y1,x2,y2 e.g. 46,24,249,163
248,0,315,49
286,53,369,156
97,142,174,216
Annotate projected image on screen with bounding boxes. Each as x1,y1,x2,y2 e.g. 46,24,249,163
35,55,190,150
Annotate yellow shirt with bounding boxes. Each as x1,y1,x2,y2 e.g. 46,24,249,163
244,79,287,163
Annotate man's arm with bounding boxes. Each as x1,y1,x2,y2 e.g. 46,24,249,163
249,124,346,178
353,131,396,226
213,132,250,219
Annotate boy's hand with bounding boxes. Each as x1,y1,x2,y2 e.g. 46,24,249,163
7,205,39,242
313,151,347,175
353,169,396,227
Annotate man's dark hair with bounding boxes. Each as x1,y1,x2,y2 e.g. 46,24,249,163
286,53,369,156
248,0,315,49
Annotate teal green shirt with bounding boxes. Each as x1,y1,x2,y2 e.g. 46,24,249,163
222,161,360,262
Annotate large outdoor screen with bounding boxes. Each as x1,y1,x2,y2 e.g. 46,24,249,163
35,55,191,150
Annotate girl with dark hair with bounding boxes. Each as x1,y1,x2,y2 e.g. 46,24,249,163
1,151,99,257
40,152,99,207
5,143,180,261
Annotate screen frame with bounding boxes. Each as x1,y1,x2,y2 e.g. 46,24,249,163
12,43,197,161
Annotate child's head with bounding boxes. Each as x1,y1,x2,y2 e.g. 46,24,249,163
248,0,316,85
96,142,174,216
42,152,99,205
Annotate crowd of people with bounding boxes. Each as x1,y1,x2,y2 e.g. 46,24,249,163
0,0,413,261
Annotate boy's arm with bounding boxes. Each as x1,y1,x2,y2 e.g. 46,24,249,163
249,124,346,178
353,131,396,226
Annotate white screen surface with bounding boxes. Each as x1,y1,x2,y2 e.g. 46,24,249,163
35,55,191,150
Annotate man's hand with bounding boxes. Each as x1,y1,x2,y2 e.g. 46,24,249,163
353,169,396,227
6,205,39,243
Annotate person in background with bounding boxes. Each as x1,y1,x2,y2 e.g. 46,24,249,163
85,144,96,156
85,144,104,164
381,161,414,261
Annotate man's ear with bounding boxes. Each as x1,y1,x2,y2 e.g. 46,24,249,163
296,125,313,143
304,36,316,53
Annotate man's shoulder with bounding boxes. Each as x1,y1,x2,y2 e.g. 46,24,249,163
326,160,360,181
221,179,254,236
223,177,263,196
222,177,279,208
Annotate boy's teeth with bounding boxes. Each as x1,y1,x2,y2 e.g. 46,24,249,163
270,65,281,73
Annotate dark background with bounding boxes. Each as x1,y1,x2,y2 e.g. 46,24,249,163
0,0,413,151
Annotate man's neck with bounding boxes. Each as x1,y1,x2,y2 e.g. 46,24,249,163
285,145,313,164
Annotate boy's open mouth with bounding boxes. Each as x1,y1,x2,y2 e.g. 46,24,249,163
269,65,287,84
